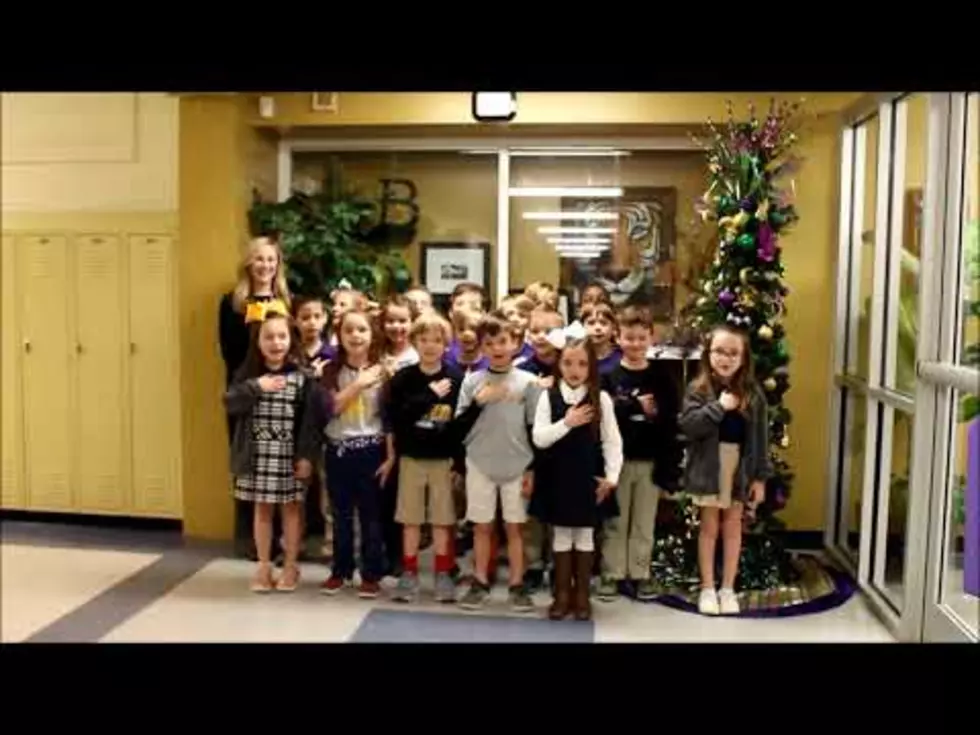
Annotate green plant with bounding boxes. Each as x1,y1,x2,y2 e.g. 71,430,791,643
248,168,412,301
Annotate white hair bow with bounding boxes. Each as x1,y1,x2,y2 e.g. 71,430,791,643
546,320,587,350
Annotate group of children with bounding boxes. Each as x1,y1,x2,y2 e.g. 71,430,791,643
226,236,773,618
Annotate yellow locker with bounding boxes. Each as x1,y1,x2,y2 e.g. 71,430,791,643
2,235,26,508
19,235,73,510
74,234,128,513
128,234,181,517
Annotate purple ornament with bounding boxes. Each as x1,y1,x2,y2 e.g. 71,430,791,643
739,196,756,211
719,288,736,306
757,223,777,262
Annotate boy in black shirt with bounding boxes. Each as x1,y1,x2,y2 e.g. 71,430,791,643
387,311,464,603
599,306,679,601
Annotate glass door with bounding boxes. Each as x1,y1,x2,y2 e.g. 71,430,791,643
915,92,979,643
826,93,937,638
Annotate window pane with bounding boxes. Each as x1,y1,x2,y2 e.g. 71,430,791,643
291,150,498,310
855,115,879,381
876,405,914,610
508,150,706,331
889,95,928,394
959,93,979,369
942,388,980,637
840,389,868,560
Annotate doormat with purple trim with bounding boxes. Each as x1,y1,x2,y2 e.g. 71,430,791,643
630,553,857,618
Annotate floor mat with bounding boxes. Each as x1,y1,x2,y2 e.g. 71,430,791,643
638,553,857,618
349,608,594,643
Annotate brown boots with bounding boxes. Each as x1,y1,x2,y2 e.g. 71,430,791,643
548,552,573,619
573,550,593,621
548,550,593,621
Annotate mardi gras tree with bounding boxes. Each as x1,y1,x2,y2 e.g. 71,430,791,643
652,99,805,593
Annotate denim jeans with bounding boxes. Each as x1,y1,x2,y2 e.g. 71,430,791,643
325,437,385,583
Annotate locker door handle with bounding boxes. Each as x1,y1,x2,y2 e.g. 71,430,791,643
24,339,31,354
76,343,84,355
130,342,137,355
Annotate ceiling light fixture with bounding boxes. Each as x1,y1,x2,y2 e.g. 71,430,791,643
521,211,619,221
558,251,603,259
537,226,617,235
548,237,612,245
509,186,623,198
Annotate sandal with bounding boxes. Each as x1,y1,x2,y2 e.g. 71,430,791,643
251,564,275,593
276,565,301,593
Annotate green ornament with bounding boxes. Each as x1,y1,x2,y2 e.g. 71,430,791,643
770,211,787,227
737,233,755,249
718,195,736,215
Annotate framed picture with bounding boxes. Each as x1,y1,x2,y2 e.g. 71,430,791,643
559,186,678,320
420,242,491,299
311,92,339,112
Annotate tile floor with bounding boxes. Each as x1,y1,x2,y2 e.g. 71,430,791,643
2,521,901,644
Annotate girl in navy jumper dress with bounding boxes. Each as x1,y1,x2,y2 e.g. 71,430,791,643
530,326,623,620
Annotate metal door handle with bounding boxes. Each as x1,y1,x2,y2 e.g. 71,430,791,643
76,343,84,355
130,342,137,355
24,339,31,354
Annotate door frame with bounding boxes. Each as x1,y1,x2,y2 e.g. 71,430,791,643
826,91,979,642
914,92,979,643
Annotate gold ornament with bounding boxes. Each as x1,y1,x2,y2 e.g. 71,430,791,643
781,434,790,449
758,324,774,340
764,377,777,391
739,267,752,285
755,199,770,221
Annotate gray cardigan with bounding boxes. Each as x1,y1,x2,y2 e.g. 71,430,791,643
678,382,773,498
224,368,325,478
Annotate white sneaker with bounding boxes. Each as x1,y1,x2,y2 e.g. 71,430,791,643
718,588,740,615
698,588,720,615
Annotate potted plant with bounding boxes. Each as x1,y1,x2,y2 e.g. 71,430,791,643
248,166,412,301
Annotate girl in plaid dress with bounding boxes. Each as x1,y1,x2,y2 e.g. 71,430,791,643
225,311,325,593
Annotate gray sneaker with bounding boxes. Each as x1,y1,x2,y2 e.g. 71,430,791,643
635,578,660,601
459,581,491,610
597,576,619,601
434,572,457,604
509,584,534,613
392,572,419,603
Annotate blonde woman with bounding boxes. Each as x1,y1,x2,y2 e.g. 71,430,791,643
219,234,292,386
218,233,292,560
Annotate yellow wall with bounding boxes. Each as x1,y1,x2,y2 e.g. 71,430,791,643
243,92,862,128
177,95,280,539
1,92,182,517
2,93,178,214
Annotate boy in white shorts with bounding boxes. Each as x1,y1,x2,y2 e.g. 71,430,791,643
454,311,538,612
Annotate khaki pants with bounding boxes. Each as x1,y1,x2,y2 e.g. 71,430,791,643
602,460,661,581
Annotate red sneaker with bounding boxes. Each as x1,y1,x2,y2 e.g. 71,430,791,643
321,576,345,595
358,580,380,599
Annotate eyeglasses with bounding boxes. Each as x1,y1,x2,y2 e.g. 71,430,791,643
710,348,741,360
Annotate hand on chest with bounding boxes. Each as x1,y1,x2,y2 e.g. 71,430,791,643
480,378,525,405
